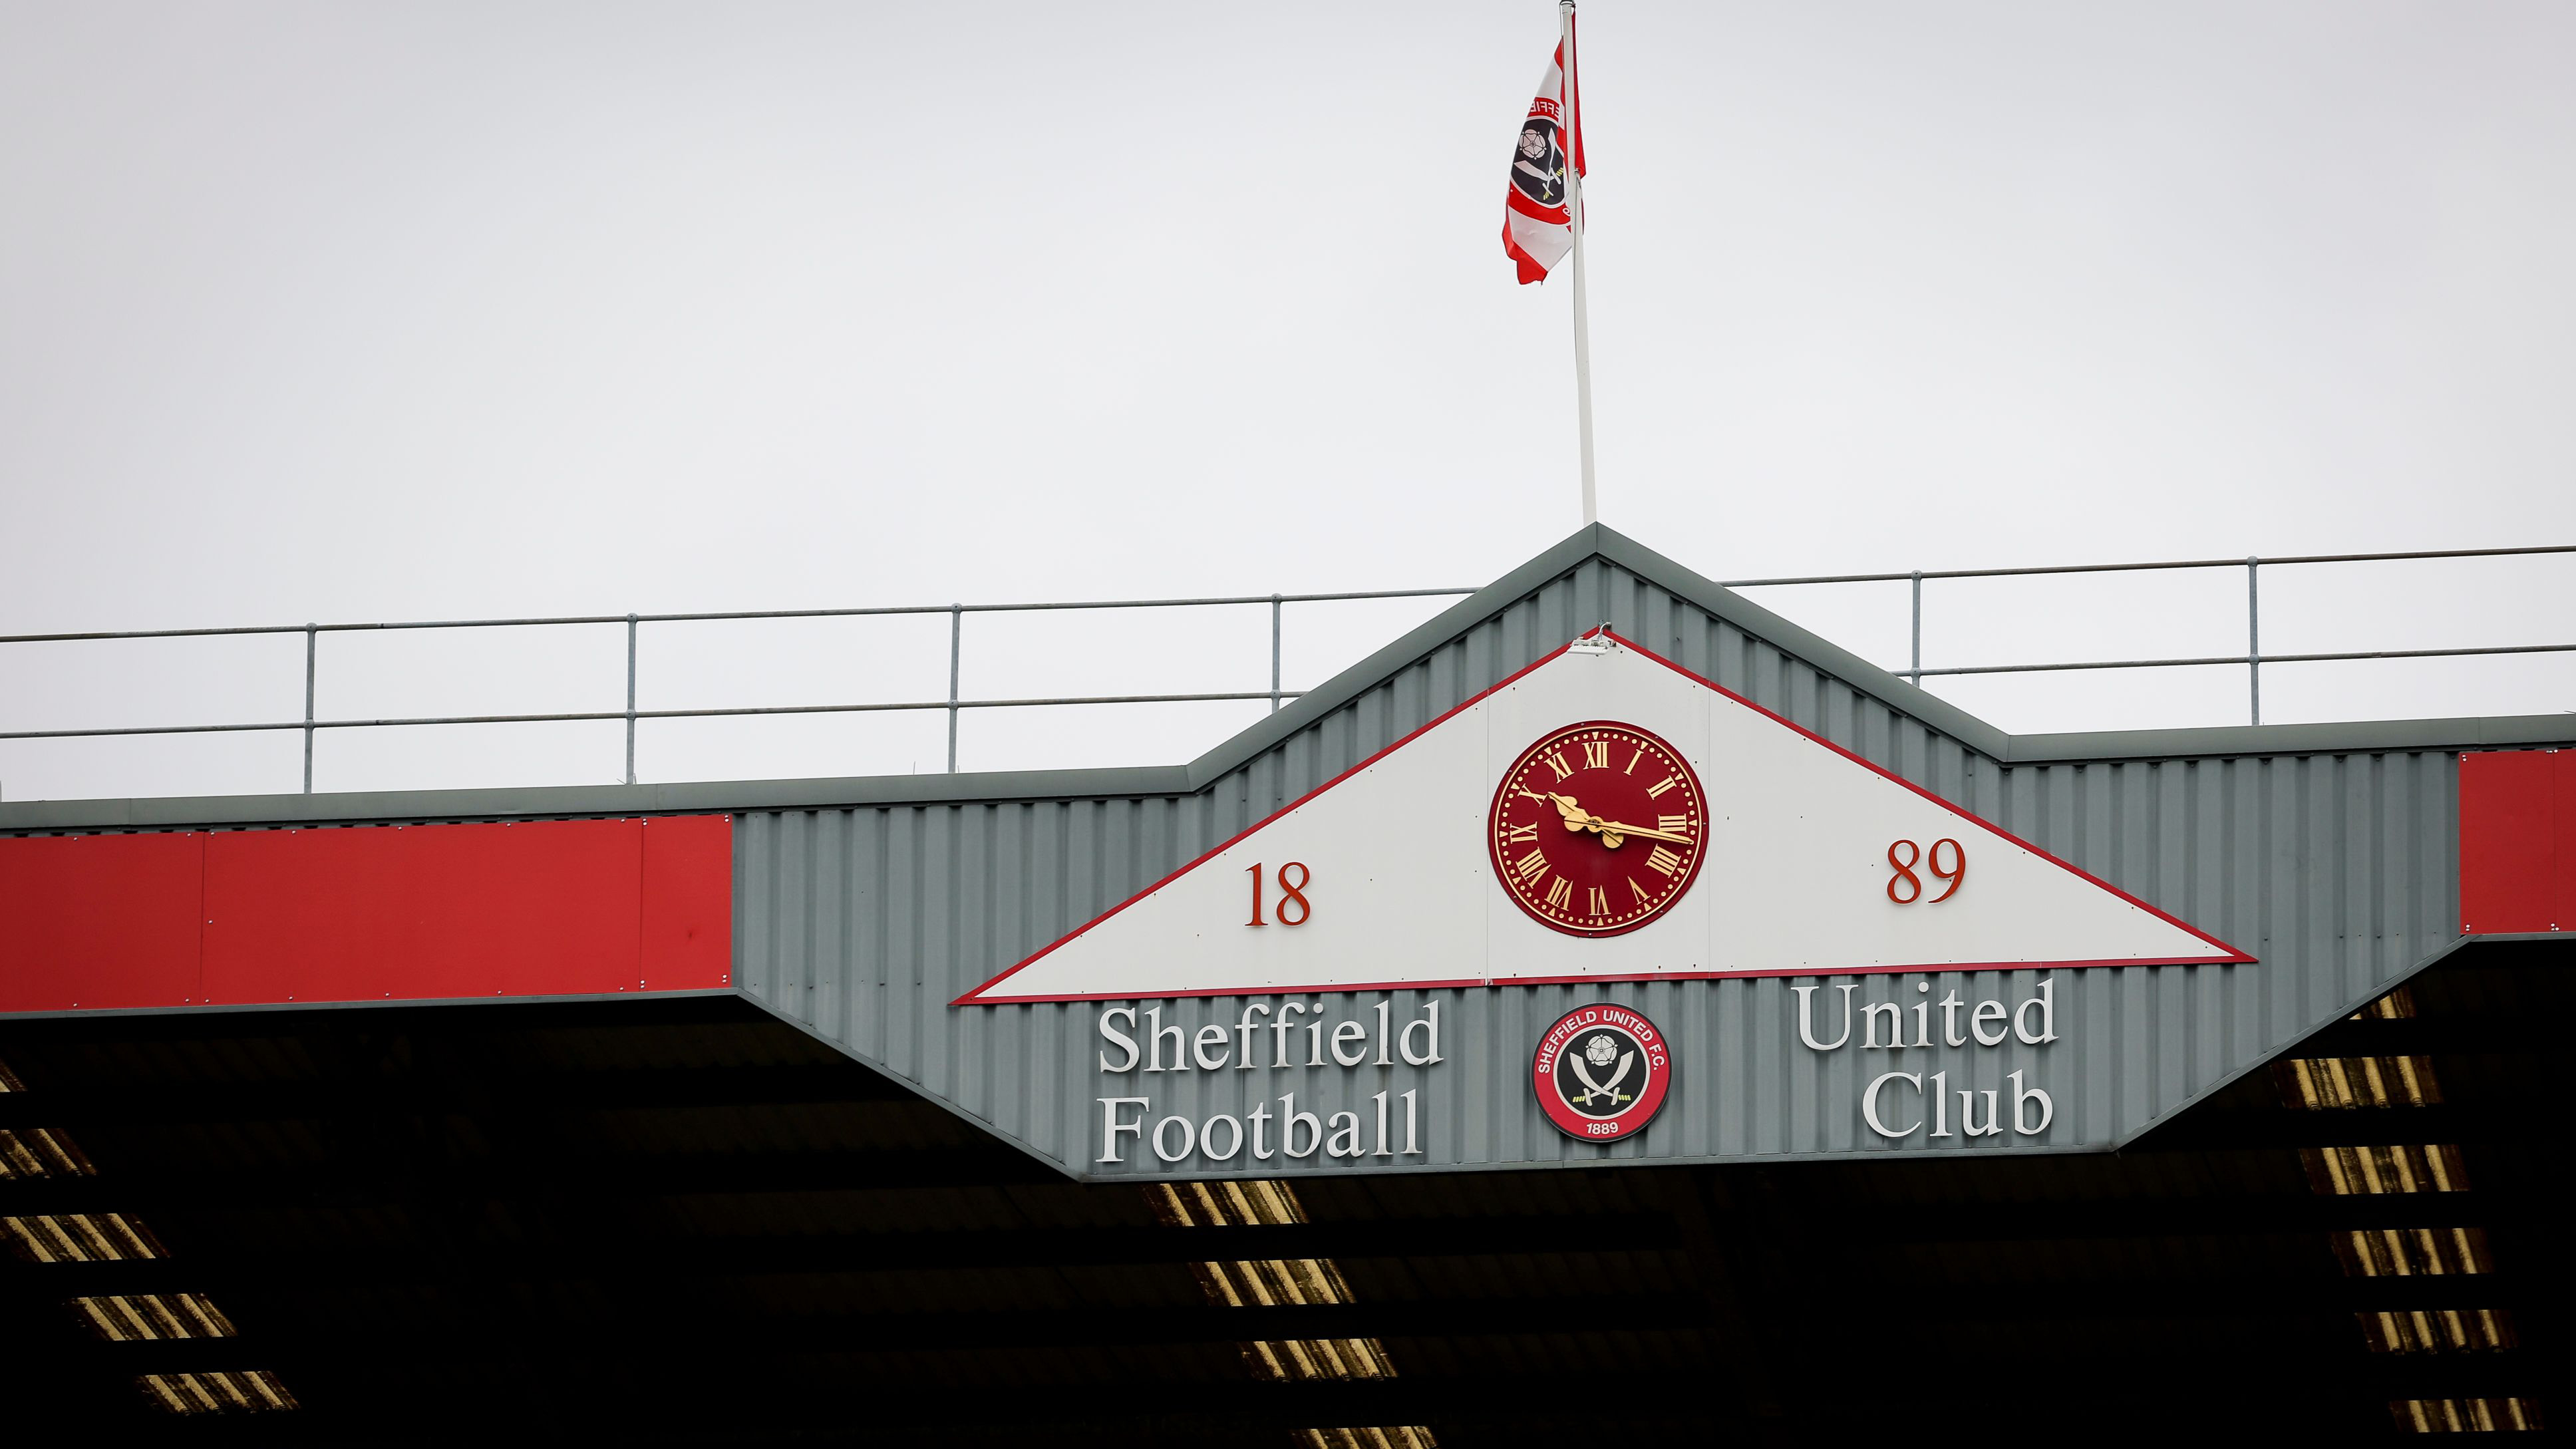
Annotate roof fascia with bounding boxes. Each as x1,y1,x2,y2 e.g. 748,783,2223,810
2012,714,2576,763
0,766,1197,832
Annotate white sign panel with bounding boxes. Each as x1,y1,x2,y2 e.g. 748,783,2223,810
958,633,2247,1005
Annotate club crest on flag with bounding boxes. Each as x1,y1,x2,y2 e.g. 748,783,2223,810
1511,112,1567,208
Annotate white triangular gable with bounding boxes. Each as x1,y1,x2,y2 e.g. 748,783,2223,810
958,634,2247,1004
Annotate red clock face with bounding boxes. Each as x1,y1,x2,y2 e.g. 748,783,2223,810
1488,721,1706,937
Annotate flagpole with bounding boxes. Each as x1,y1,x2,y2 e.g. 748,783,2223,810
1560,0,1596,526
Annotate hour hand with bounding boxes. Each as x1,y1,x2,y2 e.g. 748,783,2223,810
1515,789,1589,822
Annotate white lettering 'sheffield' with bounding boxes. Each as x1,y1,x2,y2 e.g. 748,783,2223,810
1094,998,1439,1168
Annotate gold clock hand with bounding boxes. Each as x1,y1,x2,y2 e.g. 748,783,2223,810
1551,794,1599,834
1514,788,1595,823
1586,820,1693,846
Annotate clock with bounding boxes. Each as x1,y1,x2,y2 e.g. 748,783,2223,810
1488,720,1706,937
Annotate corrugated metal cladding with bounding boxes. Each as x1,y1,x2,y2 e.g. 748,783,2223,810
734,542,2485,1183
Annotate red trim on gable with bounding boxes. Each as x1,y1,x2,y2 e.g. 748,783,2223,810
957,631,2251,1005
961,955,2247,1007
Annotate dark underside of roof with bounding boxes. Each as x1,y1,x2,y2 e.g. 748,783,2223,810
2,941,2566,1445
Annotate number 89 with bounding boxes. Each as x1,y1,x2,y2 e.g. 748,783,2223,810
1886,838,1966,904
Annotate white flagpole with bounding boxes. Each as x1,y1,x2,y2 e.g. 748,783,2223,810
1560,0,1597,526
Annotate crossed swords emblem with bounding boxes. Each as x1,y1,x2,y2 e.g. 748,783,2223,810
1567,1037,1635,1108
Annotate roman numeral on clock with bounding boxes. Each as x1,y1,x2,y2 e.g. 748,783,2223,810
1587,886,1610,917
1645,772,1682,799
1505,822,1539,845
1630,877,1652,904
1545,752,1575,781
1545,877,1573,911
1513,848,1549,884
1581,740,1610,770
1657,814,1690,836
1646,845,1683,877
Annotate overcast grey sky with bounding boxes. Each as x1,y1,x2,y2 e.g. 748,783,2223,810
4,2,2571,801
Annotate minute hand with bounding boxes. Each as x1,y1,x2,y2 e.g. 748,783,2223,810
1584,819,1693,846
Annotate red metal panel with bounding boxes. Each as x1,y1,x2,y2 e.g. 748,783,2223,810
2559,752,2576,933
2,816,736,1014
2458,750,2561,934
201,820,648,1004
0,832,205,1012
640,814,732,989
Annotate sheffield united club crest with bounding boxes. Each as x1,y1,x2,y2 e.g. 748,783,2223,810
1533,1003,1672,1141
1510,114,1567,208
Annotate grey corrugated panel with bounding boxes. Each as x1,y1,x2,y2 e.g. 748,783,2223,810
731,551,2478,1182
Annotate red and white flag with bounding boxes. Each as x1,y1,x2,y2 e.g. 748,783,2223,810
1501,26,1585,285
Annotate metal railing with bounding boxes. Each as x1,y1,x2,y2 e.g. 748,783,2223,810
0,589,1480,791
1732,544,2576,724
1,545,2570,795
